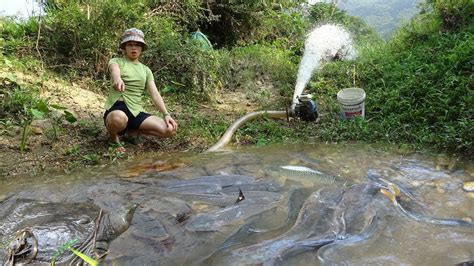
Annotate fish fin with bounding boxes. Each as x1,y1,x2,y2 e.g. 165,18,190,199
235,188,245,203
247,225,267,233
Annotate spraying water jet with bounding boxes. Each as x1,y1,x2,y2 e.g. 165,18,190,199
291,24,356,110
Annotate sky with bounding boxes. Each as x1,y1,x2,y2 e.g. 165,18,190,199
0,0,41,18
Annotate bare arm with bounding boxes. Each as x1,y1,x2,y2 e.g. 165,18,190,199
146,80,178,131
109,63,125,91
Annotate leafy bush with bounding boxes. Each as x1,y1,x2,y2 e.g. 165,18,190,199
220,44,297,104
199,1,305,47
40,1,145,76
309,0,473,155
138,16,222,101
0,17,37,55
0,75,45,121
1,0,309,102
427,0,474,31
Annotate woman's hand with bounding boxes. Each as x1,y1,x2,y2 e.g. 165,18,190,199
113,78,125,92
165,115,178,132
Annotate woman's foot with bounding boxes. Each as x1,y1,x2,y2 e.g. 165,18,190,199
123,132,139,145
108,138,125,153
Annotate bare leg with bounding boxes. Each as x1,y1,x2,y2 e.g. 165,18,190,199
105,110,128,152
133,115,176,138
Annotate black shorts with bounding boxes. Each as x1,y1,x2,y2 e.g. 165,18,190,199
103,101,151,135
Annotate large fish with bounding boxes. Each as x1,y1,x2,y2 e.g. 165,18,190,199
185,203,279,232
280,165,336,185
367,170,474,228
210,186,309,256
0,198,137,265
158,183,223,194
316,215,386,264
176,191,283,207
221,180,282,193
140,196,192,217
158,175,255,188
213,186,344,265
217,183,386,265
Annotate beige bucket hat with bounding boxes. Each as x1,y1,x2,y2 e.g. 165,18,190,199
120,28,147,51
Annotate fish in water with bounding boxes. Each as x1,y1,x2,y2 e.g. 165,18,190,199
174,193,246,207
215,186,309,253
0,199,137,265
158,183,222,194
221,181,282,193
214,184,383,265
175,212,190,224
141,196,192,217
316,215,386,265
280,165,336,185
369,173,474,228
213,187,341,264
185,203,279,232
175,191,282,207
158,175,254,188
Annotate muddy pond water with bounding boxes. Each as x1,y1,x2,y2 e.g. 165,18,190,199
1,143,473,265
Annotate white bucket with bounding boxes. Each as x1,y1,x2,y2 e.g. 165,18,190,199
337,87,366,119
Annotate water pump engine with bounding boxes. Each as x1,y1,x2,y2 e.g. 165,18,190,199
293,93,318,122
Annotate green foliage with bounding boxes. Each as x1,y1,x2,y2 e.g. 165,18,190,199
78,119,101,137
227,9,308,51
237,117,293,146
0,118,14,135
162,104,229,151
0,74,77,151
0,75,47,122
140,17,223,100
308,0,474,156
426,0,474,31
1,0,472,158
39,1,146,76
82,152,101,165
221,44,297,102
65,144,80,156
201,0,305,47
0,17,37,55
2,0,309,101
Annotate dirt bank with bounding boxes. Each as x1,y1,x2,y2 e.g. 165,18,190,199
0,65,283,178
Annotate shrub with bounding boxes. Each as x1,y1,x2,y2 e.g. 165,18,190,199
309,1,473,155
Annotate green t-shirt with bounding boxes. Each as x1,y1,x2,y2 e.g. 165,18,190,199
105,57,154,117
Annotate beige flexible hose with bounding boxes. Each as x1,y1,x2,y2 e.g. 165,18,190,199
207,110,289,152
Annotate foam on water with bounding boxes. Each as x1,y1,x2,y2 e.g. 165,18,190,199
292,24,356,108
